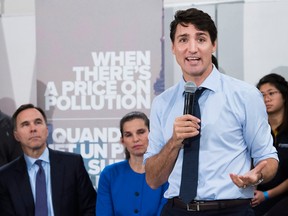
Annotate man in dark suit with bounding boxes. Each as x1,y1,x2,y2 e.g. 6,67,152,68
0,104,96,216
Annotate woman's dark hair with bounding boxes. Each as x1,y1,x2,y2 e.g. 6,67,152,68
170,8,217,45
256,73,288,133
12,103,47,130
120,111,149,160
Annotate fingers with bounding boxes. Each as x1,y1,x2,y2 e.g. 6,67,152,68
251,191,263,207
229,173,250,188
251,200,259,207
229,173,243,188
173,115,201,143
177,114,200,123
239,175,251,184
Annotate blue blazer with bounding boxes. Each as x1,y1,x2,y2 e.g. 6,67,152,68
0,148,96,216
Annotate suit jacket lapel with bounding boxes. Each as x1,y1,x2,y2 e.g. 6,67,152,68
49,149,64,216
15,156,35,215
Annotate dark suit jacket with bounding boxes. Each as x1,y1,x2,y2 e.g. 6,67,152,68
0,148,96,216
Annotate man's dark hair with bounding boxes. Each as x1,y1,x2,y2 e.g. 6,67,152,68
12,103,47,130
212,55,218,69
170,8,217,45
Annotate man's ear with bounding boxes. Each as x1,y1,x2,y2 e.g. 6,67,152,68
212,40,217,53
171,43,175,55
14,130,20,142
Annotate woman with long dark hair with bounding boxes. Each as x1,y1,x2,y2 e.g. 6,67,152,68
252,73,288,215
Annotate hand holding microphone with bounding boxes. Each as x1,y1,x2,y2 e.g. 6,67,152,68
171,81,202,148
182,81,203,145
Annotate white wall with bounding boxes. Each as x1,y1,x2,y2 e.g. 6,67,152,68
1,0,288,115
0,0,34,15
0,15,36,115
244,1,288,85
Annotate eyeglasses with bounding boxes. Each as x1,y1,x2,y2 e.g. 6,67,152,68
261,90,280,99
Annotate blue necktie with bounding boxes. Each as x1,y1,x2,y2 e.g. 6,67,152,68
35,160,48,216
179,88,205,204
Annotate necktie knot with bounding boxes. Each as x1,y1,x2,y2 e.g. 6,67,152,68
35,159,43,168
195,87,206,100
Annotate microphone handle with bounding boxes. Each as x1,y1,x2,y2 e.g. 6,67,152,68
183,92,196,145
183,92,195,115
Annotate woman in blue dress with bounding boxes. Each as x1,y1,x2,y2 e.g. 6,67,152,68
96,111,168,216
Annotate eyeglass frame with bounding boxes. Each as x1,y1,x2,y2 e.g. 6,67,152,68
261,90,280,99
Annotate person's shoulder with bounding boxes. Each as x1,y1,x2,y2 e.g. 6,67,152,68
50,148,79,156
49,148,82,161
152,81,182,106
0,156,23,175
101,160,128,175
159,81,181,97
220,73,258,93
103,160,127,170
0,160,15,173
221,73,253,87
218,74,262,107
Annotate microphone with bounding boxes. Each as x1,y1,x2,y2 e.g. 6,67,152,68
183,81,197,115
183,81,197,145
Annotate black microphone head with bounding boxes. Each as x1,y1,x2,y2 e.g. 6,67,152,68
184,81,197,93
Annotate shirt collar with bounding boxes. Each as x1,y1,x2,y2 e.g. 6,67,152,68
198,66,220,93
24,147,50,170
181,65,220,94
